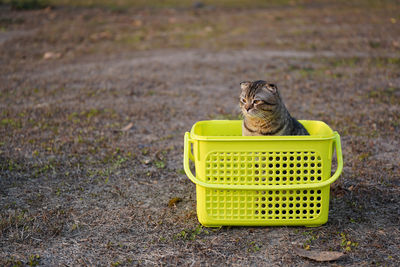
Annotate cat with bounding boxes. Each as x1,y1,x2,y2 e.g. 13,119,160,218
239,80,309,136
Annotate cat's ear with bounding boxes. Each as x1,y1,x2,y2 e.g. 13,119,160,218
264,83,277,93
240,81,251,90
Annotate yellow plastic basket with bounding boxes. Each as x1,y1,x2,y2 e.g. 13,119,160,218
183,120,343,227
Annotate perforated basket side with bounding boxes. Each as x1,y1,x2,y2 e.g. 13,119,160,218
204,151,324,186
202,187,328,223
199,150,329,225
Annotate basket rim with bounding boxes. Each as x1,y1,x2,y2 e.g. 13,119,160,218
190,120,336,141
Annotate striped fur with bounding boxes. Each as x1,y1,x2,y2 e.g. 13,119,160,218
239,80,309,136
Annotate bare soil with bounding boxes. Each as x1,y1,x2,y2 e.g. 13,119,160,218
1,1,399,266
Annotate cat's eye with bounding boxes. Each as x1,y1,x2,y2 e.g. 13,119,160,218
253,100,263,105
240,98,247,103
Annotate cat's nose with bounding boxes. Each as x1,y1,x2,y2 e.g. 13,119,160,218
245,104,252,111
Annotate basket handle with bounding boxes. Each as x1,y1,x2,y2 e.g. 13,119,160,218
187,133,195,162
183,131,343,190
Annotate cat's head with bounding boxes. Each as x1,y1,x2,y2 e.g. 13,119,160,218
239,80,280,118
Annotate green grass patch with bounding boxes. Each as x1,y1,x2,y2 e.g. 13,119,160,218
3,0,50,10
367,87,400,104
174,224,209,241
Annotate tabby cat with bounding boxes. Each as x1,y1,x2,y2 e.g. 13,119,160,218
240,80,309,136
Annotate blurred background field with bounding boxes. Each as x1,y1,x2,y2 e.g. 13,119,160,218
7,0,395,9
1,0,399,61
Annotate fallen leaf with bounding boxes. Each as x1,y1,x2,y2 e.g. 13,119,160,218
121,122,134,131
168,17,177,24
132,20,143,27
90,31,112,41
204,26,213,32
168,197,182,207
43,52,61,59
294,247,344,262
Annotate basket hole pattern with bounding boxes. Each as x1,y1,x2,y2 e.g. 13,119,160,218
205,151,323,185
205,188,324,221
203,151,325,222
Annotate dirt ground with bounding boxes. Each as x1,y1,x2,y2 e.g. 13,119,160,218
1,0,399,266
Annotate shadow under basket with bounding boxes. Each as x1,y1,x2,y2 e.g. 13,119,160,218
183,120,343,227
